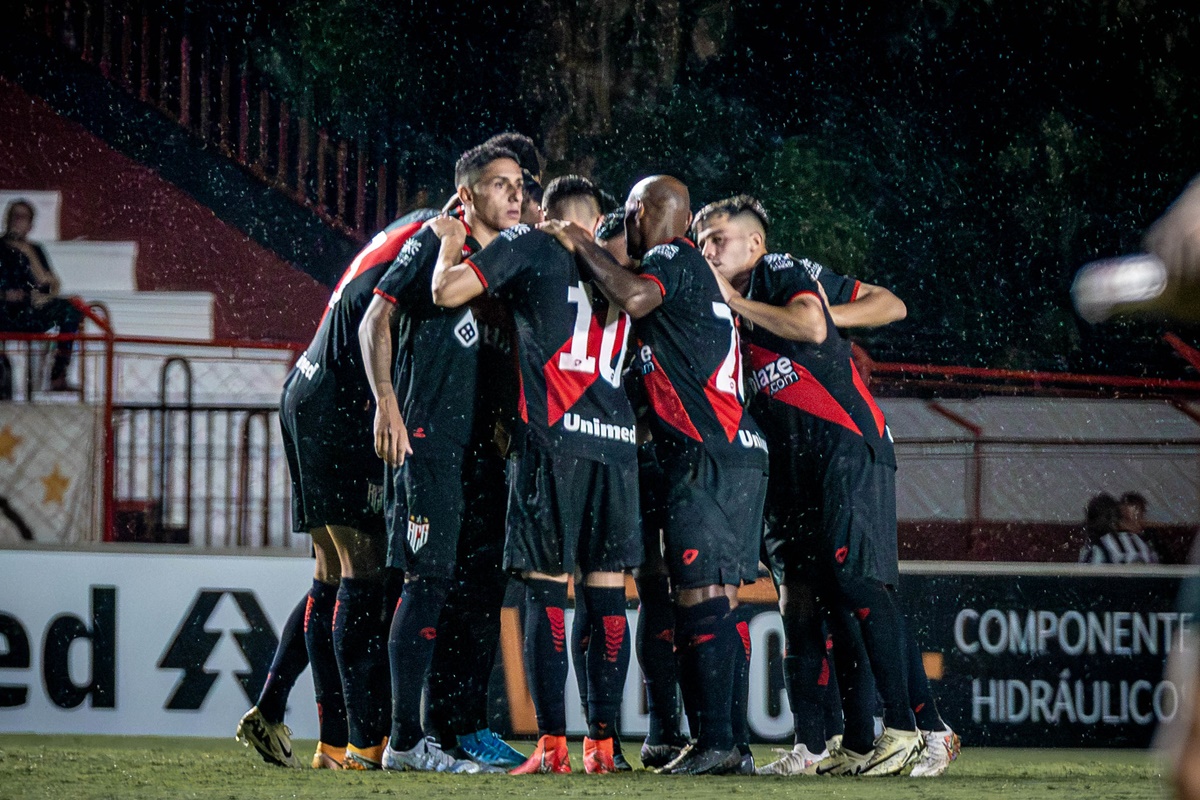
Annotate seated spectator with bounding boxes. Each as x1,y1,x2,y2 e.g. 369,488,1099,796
1079,491,1159,564
0,200,82,391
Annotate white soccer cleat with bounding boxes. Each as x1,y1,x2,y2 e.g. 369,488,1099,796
910,726,961,777
756,743,829,776
859,727,924,776
234,706,303,768
383,737,483,773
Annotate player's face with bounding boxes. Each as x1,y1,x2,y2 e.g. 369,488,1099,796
468,158,524,232
521,195,544,225
623,197,646,260
5,205,32,239
600,232,632,269
697,213,757,280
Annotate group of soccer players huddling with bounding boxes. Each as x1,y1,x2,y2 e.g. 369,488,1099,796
234,132,961,778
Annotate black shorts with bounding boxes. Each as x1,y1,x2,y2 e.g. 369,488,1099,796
280,372,384,536
658,446,767,590
763,442,899,589
385,442,466,578
502,444,642,576
637,441,669,574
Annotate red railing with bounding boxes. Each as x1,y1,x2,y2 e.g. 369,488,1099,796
25,0,422,242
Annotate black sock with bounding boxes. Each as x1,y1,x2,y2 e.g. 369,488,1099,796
841,580,913,731
829,608,876,753
525,578,569,737
900,615,943,730
333,576,387,750
305,580,347,747
732,618,751,748
821,633,845,740
256,593,309,723
388,576,452,750
572,582,591,715
583,585,629,740
782,603,828,752
635,574,682,744
677,596,735,750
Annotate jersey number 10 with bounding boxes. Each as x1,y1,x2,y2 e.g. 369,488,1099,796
560,283,630,389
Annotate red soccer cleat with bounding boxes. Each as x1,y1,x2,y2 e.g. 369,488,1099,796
583,737,616,774
509,735,572,774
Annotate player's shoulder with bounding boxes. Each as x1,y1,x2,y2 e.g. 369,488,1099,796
644,241,684,263
761,252,823,280
495,223,539,244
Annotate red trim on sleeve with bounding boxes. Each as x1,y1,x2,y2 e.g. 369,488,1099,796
372,287,399,305
640,274,667,297
850,280,862,302
464,258,489,289
787,290,821,305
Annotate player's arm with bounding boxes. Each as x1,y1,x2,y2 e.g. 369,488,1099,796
542,220,663,319
429,217,484,308
358,294,413,466
825,280,906,328
729,291,826,344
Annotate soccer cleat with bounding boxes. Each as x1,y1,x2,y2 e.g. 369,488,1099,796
583,736,617,774
457,728,526,769
859,727,924,776
659,744,742,775
312,742,345,769
815,743,871,776
640,735,690,769
342,743,384,771
509,735,572,774
910,727,961,777
383,737,482,773
613,751,633,772
235,706,302,768
756,743,829,776
735,744,755,775
825,734,843,754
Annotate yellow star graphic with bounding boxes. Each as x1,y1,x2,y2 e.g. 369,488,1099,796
0,424,21,462
41,464,70,505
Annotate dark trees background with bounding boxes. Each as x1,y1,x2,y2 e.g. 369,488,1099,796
242,0,1200,374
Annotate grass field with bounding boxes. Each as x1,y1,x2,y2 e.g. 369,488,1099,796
0,735,1169,800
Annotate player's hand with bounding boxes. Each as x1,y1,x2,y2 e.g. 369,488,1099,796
538,219,590,253
707,260,742,304
373,394,413,466
428,215,467,242
815,278,830,307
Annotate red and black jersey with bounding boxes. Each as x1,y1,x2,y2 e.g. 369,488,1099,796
466,224,636,463
743,252,895,465
633,237,768,466
286,219,426,411
373,225,483,452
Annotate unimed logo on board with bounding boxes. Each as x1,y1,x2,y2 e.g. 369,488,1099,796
158,590,279,710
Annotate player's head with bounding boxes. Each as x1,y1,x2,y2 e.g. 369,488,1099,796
624,175,691,260
543,174,605,235
693,194,770,280
482,132,543,183
521,169,545,225
595,209,631,268
4,199,34,240
454,143,524,235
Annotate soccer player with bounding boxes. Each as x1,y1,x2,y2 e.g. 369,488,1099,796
693,195,939,776
429,175,642,774
543,176,769,775
358,142,523,772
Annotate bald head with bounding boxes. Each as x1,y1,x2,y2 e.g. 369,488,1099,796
624,175,692,260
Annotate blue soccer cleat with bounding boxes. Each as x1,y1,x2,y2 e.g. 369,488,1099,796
457,728,527,769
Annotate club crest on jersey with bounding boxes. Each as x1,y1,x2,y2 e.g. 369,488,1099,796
646,243,679,261
407,516,430,553
754,355,798,395
499,223,531,242
454,309,479,348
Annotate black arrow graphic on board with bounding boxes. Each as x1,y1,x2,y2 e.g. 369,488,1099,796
227,591,279,703
158,590,223,711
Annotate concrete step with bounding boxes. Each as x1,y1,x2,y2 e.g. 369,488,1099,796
42,240,138,292
0,190,61,241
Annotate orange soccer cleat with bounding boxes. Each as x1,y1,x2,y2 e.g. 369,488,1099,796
312,742,346,769
583,737,617,774
509,735,572,774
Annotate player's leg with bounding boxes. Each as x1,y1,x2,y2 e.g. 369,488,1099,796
329,524,389,770
571,573,591,719
304,527,348,768
900,606,960,776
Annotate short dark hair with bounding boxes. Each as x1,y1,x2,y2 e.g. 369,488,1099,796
523,170,544,205
482,132,542,178
542,175,603,219
595,209,625,242
693,194,771,238
1120,492,1148,512
454,144,520,189
1085,492,1121,538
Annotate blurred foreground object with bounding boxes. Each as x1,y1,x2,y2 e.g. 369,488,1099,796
1073,176,1200,323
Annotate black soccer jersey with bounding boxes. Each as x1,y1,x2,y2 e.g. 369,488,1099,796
373,225,483,451
787,256,861,307
465,224,637,463
286,219,426,411
743,252,895,465
634,237,768,465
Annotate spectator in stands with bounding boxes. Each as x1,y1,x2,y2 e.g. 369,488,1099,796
0,200,82,391
1078,491,1159,564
